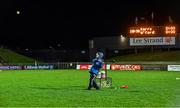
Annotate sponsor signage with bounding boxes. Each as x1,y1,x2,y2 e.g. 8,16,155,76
79,64,91,70
77,64,110,70
111,64,141,70
0,66,22,70
24,65,54,70
168,65,180,71
130,37,175,46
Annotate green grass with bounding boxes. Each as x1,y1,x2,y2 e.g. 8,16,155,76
0,70,179,107
107,51,180,62
0,48,37,63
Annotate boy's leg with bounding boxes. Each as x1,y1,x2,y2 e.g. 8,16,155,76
93,80,100,89
88,73,96,90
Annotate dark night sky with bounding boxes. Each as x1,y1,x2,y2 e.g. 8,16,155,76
0,0,180,49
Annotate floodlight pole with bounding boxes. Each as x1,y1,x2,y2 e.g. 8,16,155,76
151,12,154,53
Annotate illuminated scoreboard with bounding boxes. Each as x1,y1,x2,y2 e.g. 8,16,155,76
129,26,177,46
129,26,176,37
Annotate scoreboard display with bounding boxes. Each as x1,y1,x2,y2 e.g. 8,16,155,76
129,26,176,37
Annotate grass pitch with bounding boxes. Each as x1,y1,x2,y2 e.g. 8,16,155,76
0,70,179,107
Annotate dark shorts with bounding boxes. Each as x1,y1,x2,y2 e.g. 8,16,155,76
89,72,97,77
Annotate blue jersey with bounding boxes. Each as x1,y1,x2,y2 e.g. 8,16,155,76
89,58,104,75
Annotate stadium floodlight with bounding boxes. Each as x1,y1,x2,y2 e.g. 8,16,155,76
120,35,126,42
16,10,20,15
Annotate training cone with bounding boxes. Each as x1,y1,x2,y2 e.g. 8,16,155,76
120,85,128,89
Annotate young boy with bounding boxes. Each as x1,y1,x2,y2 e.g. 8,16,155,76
88,52,104,90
